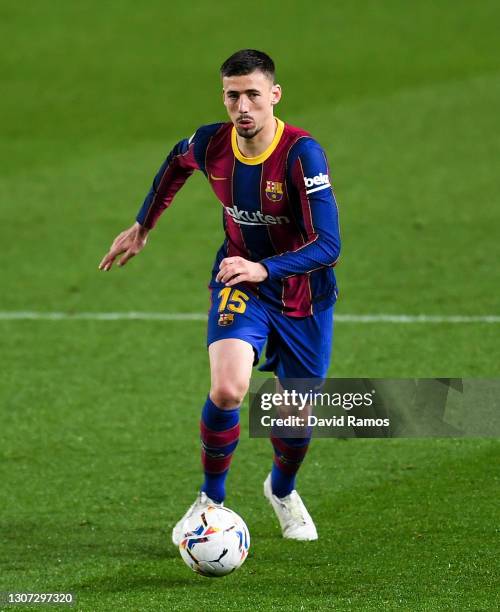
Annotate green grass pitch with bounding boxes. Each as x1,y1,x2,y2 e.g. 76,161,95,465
1,1,499,610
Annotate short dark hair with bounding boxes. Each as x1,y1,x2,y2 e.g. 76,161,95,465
220,49,275,83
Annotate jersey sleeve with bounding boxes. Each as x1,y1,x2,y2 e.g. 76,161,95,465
136,136,198,229
261,138,341,280
136,123,223,230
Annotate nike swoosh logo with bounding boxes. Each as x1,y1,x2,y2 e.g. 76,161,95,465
210,174,228,181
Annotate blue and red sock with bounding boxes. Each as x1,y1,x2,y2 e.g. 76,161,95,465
200,396,240,503
270,435,311,498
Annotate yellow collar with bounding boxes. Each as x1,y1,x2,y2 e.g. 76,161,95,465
231,118,285,165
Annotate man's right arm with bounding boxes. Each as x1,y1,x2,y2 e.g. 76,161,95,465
99,133,199,271
99,123,225,271
136,134,200,230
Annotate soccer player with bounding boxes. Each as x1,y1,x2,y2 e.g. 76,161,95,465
99,49,341,541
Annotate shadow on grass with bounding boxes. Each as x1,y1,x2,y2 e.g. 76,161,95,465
0,520,179,569
75,572,208,593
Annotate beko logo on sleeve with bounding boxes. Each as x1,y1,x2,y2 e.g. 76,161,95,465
304,172,331,194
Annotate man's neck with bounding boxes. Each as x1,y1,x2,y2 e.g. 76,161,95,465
236,117,278,158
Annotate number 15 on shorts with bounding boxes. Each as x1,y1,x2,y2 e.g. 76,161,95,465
218,288,249,314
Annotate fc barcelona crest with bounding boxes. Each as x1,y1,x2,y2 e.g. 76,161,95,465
265,180,283,202
218,313,235,326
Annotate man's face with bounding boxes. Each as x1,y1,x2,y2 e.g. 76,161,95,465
222,70,281,140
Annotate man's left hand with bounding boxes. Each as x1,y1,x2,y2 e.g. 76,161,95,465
216,256,268,286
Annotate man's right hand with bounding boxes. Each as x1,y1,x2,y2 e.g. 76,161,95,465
99,222,149,271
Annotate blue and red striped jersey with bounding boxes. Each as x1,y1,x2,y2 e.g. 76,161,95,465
136,119,341,317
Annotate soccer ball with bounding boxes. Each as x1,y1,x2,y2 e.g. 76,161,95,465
179,505,250,577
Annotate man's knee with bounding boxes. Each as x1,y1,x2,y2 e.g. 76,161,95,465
210,380,249,409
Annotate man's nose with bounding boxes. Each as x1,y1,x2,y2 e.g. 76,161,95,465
238,95,250,113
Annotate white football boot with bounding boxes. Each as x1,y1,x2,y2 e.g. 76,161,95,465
264,474,318,541
171,491,223,546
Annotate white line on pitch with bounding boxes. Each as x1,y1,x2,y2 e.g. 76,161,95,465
336,314,500,323
0,312,499,323
0,311,207,321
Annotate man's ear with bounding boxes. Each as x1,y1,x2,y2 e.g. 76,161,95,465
271,84,282,106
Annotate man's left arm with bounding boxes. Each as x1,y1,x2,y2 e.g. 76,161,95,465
261,139,341,280
216,139,340,286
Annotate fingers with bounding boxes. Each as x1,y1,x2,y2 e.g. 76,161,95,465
99,251,118,271
216,257,267,285
99,228,137,271
217,270,243,284
99,242,126,271
216,258,249,285
216,266,234,283
224,273,249,287
99,245,137,271
118,249,136,267
220,257,241,266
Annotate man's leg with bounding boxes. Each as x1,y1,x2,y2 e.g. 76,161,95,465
200,338,254,502
265,395,316,540
171,337,256,546
172,284,269,545
270,434,311,498
262,306,334,540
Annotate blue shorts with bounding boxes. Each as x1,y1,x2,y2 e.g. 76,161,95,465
207,283,334,379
